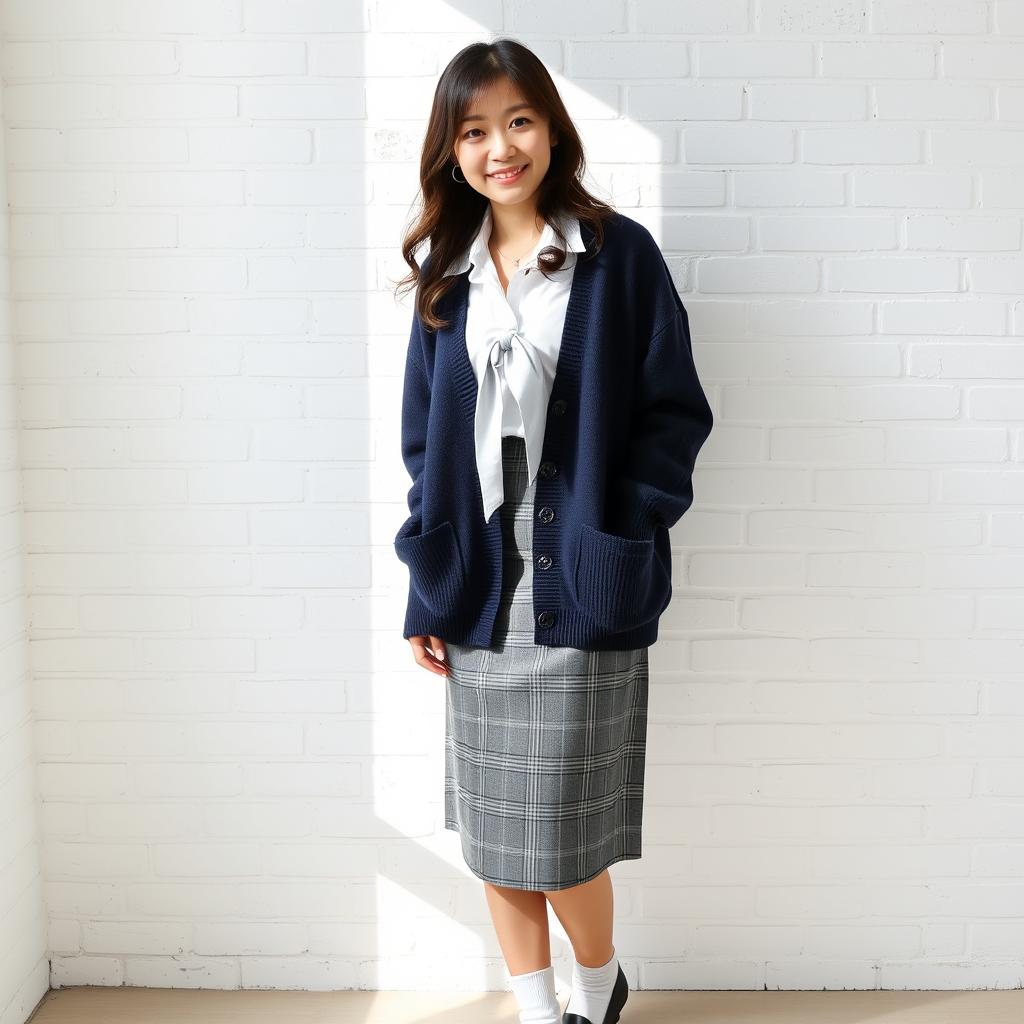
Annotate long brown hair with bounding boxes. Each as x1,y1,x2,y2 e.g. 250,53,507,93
393,37,617,332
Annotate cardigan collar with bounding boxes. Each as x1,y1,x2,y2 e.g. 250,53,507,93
442,206,588,278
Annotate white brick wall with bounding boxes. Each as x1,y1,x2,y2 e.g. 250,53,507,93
0,0,1022,1010
0,82,49,1024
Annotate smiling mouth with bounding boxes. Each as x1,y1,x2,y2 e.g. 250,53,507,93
489,164,528,179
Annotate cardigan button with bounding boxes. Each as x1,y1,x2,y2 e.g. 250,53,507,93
551,398,567,416
536,554,552,570
537,610,556,628
538,506,555,524
539,461,558,479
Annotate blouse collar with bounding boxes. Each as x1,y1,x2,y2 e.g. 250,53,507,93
442,206,587,278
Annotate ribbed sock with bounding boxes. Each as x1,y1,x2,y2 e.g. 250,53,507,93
565,947,619,1024
509,964,561,1024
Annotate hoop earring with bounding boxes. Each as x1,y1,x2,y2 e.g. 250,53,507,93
451,163,467,183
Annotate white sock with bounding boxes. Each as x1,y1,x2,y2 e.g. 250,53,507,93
509,964,561,1024
565,947,619,1023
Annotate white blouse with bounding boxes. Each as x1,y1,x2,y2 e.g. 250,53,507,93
442,205,588,524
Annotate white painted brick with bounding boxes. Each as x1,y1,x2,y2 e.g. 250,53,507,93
576,121,676,164
113,395,247,455
697,41,815,78
187,127,312,165
877,82,992,121
511,0,624,33
60,213,178,250
685,126,795,164
183,382,301,417
758,0,866,34
8,172,115,209
698,256,819,293
247,169,364,206
742,300,874,336
881,299,1007,334
10,213,58,251
825,256,961,292
14,255,247,295
932,129,1024,165
1,41,54,78
315,37,434,78
968,255,1024,292
821,41,937,78
945,42,1024,79
120,171,245,207
659,216,749,251
69,299,188,334
249,256,362,292
985,171,1024,208
913,344,1024,380
767,428,885,464
67,128,188,165
308,213,374,248
187,298,309,334
113,0,243,34
748,84,868,121
802,126,922,164
0,0,118,35
11,301,66,337
3,83,116,122
181,211,306,249
872,1,990,35
243,0,365,33
853,171,973,208
968,388,1024,420
317,127,409,165
760,216,897,251
242,84,362,120
909,214,1019,249
635,0,749,33
181,41,307,77
117,85,239,121
570,41,693,79
997,0,1024,34
628,83,744,122
998,85,1024,121
733,169,845,207
4,128,67,165
151,843,258,877
56,41,179,76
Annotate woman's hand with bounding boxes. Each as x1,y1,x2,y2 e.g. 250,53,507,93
408,635,449,677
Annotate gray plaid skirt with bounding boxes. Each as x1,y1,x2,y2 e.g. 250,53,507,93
443,433,649,891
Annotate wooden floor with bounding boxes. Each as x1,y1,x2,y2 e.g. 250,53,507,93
25,986,1024,1023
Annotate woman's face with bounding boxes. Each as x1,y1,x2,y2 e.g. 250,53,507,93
451,77,556,211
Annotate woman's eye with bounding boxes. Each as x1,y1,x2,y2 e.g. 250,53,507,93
463,117,531,139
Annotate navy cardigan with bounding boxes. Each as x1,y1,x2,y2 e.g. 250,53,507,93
394,210,714,650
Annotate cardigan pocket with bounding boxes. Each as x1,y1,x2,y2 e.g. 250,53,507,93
572,522,669,634
394,519,466,617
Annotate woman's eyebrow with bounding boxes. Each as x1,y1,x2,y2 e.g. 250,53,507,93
461,103,535,124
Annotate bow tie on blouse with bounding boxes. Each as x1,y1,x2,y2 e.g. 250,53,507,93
474,326,547,523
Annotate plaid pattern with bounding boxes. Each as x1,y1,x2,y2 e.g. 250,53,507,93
444,434,649,891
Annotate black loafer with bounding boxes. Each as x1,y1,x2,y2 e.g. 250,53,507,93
562,964,629,1024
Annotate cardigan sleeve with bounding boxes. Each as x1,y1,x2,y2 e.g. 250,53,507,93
394,307,431,545
609,304,714,541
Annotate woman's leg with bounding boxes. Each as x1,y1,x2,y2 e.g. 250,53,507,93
483,881,552,972
544,869,623,1024
485,882,561,1023
543,867,614,966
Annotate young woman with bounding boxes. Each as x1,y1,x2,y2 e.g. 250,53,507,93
393,38,713,1024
